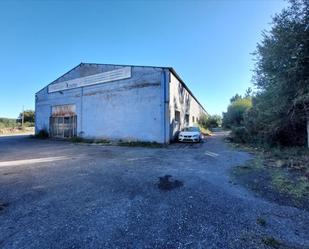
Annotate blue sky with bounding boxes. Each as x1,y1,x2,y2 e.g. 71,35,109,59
0,0,287,118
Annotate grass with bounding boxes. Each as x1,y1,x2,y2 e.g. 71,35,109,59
69,137,110,144
69,137,164,148
231,144,309,210
272,173,309,199
118,141,164,148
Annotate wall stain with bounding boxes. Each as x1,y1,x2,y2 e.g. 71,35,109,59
82,82,160,97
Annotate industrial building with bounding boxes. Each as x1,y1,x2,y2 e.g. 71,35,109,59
35,63,208,143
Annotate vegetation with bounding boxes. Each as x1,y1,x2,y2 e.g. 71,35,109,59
0,118,17,129
222,92,252,129
69,137,163,148
69,137,110,144
225,0,309,147
199,114,222,130
18,110,35,127
118,141,163,148
0,110,35,134
231,145,309,210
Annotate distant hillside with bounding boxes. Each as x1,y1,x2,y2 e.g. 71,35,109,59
0,117,17,129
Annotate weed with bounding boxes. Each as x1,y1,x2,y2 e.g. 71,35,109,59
119,141,163,148
69,137,94,143
271,173,309,199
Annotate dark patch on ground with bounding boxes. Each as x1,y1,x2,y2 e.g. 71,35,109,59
256,217,267,227
262,236,282,248
0,202,9,211
2,172,16,176
158,175,183,191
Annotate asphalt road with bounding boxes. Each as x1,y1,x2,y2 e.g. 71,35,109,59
0,133,308,249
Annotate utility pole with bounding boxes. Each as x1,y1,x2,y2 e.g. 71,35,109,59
22,105,24,128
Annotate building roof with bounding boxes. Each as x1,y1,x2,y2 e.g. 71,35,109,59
37,62,207,114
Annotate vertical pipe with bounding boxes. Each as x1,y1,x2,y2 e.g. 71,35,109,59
163,70,166,143
80,87,83,137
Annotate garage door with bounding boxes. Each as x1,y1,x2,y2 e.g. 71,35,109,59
50,105,77,138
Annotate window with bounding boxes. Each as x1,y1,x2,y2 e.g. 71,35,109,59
185,114,189,125
175,111,180,122
192,116,195,123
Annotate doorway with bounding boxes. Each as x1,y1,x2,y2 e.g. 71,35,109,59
50,115,77,138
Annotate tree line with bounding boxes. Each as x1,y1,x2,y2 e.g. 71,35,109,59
223,0,309,148
0,110,35,129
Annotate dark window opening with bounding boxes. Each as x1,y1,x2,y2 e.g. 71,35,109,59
185,114,189,125
175,111,180,122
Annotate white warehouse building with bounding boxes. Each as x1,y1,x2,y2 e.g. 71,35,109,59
35,63,208,143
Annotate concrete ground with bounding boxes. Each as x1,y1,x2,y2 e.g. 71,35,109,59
0,133,308,249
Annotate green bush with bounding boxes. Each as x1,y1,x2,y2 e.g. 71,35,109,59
230,127,250,144
198,114,222,129
24,122,34,127
222,97,252,129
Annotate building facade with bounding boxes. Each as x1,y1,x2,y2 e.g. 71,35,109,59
35,63,207,143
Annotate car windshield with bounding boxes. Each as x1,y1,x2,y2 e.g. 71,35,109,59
183,127,199,132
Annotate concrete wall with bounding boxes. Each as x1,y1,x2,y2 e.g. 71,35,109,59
169,72,207,140
36,64,166,143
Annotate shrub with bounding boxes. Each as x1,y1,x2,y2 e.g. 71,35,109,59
230,126,250,143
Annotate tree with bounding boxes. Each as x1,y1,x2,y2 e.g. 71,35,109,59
18,110,35,124
244,87,253,98
230,94,242,103
250,0,309,147
222,96,252,128
198,114,222,129
206,115,222,128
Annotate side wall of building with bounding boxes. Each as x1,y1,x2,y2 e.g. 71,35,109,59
35,65,166,143
169,72,207,140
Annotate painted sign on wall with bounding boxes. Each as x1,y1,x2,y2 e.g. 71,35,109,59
48,67,131,93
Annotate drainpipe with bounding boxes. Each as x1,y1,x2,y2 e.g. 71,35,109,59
163,69,169,144
163,71,166,143
80,87,83,136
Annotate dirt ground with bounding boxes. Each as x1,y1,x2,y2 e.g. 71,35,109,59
0,133,308,249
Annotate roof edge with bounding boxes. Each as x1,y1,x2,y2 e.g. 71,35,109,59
168,68,208,115
35,62,208,115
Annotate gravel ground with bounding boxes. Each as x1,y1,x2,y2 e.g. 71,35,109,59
0,133,308,249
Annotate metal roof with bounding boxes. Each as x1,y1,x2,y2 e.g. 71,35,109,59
37,62,207,114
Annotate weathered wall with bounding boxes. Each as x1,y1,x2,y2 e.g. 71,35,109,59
36,64,166,143
169,72,207,140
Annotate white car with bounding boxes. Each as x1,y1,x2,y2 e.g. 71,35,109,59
178,127,202,142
